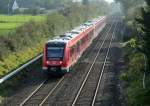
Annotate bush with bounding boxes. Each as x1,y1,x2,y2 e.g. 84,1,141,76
120,40,150,106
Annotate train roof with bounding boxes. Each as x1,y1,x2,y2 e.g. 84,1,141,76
47,16,105,44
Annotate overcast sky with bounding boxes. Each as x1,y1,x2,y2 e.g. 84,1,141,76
105,0,114,3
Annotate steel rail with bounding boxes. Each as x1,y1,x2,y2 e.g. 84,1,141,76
19,76,65,106
39,76,65,106
19,79,47,106
91,20,118,106
0,54,42,84
71,20,116,106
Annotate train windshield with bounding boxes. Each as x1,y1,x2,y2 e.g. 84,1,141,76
46,46,64,60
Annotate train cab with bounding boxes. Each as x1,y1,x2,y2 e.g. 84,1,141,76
42,40,69,74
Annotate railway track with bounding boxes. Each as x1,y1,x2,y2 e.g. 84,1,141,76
91,21,118,106
4,17,117,106
18,76,65,106
71,20,118,106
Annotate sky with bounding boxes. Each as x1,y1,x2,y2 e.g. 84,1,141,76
105,0,114,3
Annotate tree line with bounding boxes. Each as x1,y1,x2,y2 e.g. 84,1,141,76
0,0,71,14
116,0,150,105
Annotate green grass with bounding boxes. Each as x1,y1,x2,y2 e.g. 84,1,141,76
0,15,45,23
0,15,45,36
0,30,11,35
0,38,46,76
0,23,21,29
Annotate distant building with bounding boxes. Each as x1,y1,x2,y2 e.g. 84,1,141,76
11,0,47,14
19,8,29,12
12,0,19,11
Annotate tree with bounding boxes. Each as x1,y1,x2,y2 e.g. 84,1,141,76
115,0,144,17
82,0,89,5
0,0,14,14
136,0,150,70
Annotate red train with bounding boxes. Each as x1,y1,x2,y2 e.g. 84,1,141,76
42,16,106,74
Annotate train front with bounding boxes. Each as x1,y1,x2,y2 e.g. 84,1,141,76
42,41,69,74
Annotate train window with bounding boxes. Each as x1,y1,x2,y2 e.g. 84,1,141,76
71,31,79,34
46,47,64,60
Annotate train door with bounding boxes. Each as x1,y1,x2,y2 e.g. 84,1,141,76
77,41,81,57
70,45,75,64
